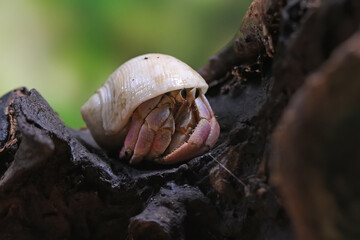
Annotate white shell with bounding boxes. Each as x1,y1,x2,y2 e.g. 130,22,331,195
81,53,209,150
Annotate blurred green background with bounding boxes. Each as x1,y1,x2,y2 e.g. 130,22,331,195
0,0,251,128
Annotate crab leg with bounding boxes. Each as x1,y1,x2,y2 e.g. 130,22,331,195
205,117,220,147
120,96,162,159
121,95,176,164
196,93,220,147
147,115,175,160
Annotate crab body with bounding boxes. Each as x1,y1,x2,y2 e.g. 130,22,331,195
81,53,220,164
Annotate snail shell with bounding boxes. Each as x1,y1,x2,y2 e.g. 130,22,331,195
81,53,209,150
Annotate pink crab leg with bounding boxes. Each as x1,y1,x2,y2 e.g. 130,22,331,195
129,122,155,164
129,96,175,164
194,93,220,148
196,93,220,147
147,115,175,160
194,96,211,120
205,117,220,147
120,96,162,159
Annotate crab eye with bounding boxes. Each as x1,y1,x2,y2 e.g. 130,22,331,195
195,88,200,99
180,88,187,99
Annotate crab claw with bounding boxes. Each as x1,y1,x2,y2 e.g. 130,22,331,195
155,93,220,164
158,117,220,164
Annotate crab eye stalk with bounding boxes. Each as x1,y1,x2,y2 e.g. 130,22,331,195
195,88,200,99
180,88,187,99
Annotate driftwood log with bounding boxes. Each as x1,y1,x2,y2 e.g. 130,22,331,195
0,0,359,239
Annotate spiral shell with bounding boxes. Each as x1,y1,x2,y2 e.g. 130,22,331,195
81,53,209,150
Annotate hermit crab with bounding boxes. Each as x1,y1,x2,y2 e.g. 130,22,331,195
81,53,220,164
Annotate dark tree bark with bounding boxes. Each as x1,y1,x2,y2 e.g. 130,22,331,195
0,0,359,239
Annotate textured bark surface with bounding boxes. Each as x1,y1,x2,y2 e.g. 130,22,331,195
0,0,359,239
